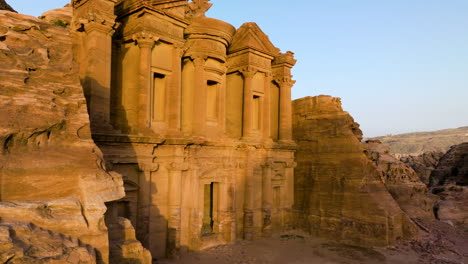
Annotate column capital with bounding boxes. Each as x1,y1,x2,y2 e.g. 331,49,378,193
274,75,296,88
75,18,118,36
133,32,159,49
239,66,258,79
191,55,207,67
174,43,189,58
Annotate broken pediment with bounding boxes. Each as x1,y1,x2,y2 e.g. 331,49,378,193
228,22,280,56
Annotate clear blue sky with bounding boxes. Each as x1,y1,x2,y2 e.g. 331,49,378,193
10,0,468,137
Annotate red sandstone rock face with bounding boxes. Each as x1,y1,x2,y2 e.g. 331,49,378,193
293,95,417,247
400,151,444,185
0,9,130,263
430,143,468,228
364,140,438,219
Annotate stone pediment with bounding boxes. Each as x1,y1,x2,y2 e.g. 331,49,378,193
228,22,280,56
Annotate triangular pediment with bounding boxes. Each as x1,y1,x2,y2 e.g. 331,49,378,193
228,22,280,56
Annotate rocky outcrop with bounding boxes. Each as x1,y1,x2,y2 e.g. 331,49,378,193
293,96,417,247
0,9,149,264
0,220,96,264
400,151,444,185
430,143,468,228
106,217,152,264
364,140,437,219
0,0,15,12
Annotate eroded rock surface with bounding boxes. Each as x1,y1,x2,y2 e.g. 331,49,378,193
430,143,468,228
0,221,96,264
400,151,444,185
293,95,417,247
0,9,129,263
364,140,437,219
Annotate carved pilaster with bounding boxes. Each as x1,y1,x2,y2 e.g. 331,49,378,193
133,32,159,131
190,55,208,136
72,1,119,135
239,67,258,140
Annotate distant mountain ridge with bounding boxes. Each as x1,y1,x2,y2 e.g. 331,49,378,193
369,126,468,156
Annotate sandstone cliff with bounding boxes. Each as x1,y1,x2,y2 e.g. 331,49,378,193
364,140,437,220
430,143,468,228
0,8,148,263
293,95,417,247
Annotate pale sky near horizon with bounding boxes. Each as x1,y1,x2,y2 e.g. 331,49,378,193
9,0,468,137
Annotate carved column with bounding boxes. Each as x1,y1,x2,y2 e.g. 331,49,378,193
277,78,295,142
167,44,186,133
134,32,158,131
80,20,116,133
262,161,273,232
137,163,159,252
192,56,207,135
263,73,272,140
243,156,255,240
240,67,256,140
167,162,189,255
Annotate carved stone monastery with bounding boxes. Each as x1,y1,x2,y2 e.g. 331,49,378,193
75,0,297,257
0,0,430,263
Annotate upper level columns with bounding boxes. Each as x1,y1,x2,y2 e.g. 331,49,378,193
276,77,295,142
167,44,186,133
192,55,208,136
133,32,159,132
272,51,297,143
240,67,257,140
263,73,272,140
72,6,117,134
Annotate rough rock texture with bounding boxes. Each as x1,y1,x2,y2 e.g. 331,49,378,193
0,0,15,12
39,6,72,26
106,217,152,264
364,140,437,219
0,9,150,263
400,151,444,185
430,143,468,228
0,221,96,264
293,96,417,248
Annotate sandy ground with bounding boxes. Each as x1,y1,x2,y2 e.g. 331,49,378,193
158,220,467,264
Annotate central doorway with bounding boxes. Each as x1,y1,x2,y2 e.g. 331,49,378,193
202,182,219,235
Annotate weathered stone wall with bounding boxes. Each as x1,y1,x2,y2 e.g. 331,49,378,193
0,9,149,263
364,140,438,220
400,151,444,185
430,143,468,228
293,96,417,247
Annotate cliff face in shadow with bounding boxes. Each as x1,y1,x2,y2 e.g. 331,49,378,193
429,143,468,228
293,95,417,248
0,0,15,12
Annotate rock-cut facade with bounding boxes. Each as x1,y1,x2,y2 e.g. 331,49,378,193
72,0,297,259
